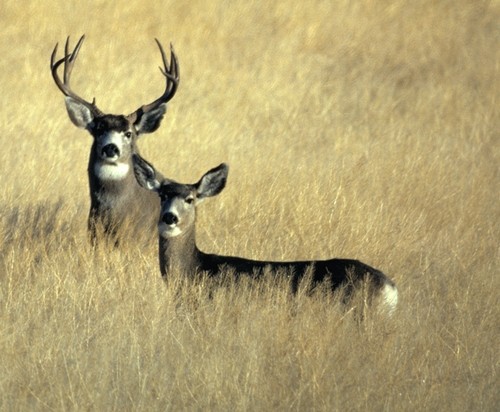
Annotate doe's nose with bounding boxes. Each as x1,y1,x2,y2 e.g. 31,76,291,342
102,144,120,158
162,212,179,225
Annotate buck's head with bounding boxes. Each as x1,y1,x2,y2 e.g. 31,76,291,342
132,154,228,238
51,35,179,180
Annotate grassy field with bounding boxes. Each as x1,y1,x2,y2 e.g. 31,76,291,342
1,0,498,410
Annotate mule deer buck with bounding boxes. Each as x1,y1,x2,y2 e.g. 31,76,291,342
133,155,398,314
51,35,179,245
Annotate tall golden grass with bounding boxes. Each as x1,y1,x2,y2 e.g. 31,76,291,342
1,0,498,410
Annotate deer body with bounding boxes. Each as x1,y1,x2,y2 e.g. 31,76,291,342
51,36,179,244
134,156,398,313
159,228,394,299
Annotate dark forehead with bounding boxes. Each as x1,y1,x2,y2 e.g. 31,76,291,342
93,115,130,131
159,182,194,198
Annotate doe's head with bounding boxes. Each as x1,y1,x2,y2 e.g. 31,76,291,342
132,154,228,238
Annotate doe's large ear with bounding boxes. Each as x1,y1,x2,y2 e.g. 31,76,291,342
65,97,94,128
132,154,161,191
195,163,229,200
133,104,167,135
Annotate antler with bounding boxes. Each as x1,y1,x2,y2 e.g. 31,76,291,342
50,35,103,117
128,39,180,122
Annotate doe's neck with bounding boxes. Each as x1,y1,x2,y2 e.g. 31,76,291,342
158,226,201,278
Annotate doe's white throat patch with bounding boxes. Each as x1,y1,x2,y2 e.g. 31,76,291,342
94,162,130,180
158,222,182,238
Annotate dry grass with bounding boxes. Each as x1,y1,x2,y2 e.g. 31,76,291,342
1,0,499,410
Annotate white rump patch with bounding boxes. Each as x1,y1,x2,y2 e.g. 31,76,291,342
381,282,398,315
94,162,130,181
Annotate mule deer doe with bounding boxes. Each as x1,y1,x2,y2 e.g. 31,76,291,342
133,155,398,314
51,35,179,245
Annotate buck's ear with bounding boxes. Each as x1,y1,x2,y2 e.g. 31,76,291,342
65,97,94,128
132,154,161,191
196,163,229,200
133,104,167,135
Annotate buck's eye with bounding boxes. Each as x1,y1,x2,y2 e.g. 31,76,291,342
185,196,194,204
124,131,132,139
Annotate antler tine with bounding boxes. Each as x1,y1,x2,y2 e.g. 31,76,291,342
158,42,179,82
63,36,71,84
63,35,85,85
158,46,179,99
156,39,180,99
134,39,180,116
50,35,102,116
169,44,180,94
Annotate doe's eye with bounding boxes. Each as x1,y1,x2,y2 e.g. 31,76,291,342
124,131,132,139
185,197,195,204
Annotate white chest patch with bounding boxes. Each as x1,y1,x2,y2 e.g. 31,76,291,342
94,162,130,181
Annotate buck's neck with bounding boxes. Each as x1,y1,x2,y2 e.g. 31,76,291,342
158,225,202,279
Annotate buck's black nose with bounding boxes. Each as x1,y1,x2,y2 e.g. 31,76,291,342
162,212,178,225
102,144,120,158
